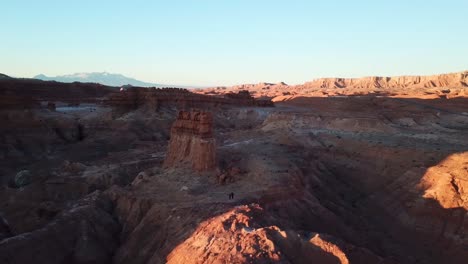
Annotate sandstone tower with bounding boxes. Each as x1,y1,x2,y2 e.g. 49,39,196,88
163,110,216,172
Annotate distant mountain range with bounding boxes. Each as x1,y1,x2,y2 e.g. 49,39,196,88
0,73,12,79
33,72,189,88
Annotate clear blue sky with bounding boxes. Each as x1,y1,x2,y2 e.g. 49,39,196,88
1,0,467,86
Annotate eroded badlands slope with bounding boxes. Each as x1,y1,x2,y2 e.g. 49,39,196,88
199,71,468,100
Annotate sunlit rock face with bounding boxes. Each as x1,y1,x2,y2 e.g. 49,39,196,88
164,110,216,172
166,205,384,264
197,71,468,100
416,152,468,210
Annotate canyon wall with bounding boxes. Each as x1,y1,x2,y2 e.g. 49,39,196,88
302,71,468,89
163,110,216,172
106,87,223,111
106,87,273,111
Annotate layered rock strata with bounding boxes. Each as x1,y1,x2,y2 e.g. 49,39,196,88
106,88,273,111
163,110,216,172
200,71,468,99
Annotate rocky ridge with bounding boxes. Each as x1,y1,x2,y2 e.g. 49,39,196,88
200,71,468,100
106,87,273,112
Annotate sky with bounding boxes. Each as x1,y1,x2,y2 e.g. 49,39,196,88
1,0,468,86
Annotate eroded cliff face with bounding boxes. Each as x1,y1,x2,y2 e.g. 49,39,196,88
302,71,468,89
166,205,385,264
163,110,216,172
106,88,274,113
418,152,468,210
199,71,468,99
106,88,211,112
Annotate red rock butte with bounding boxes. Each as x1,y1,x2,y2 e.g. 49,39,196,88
163,109,216,172
171,110,214,139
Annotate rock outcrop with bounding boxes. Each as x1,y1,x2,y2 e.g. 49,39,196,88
106,87,201,111
163,110,216,172
0,191,120,264
106,87,274,112
223,90,274,107
418,152,468,210
167,205,386,264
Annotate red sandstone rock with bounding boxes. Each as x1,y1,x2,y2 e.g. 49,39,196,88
167,205,386,264
418,152,468,209
163,110,216,172
198,71,468,100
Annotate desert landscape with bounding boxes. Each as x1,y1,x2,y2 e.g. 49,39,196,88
1,70,467,264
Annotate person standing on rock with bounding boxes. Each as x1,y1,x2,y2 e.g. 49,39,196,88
228,192,234,200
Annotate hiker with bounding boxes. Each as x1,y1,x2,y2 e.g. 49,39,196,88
228,192,234,200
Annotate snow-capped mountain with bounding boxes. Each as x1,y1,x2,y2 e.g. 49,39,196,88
33,72,166,87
